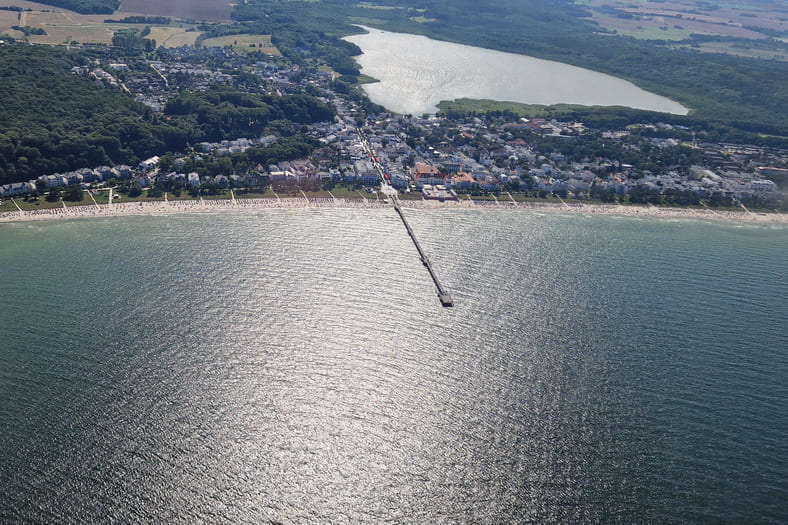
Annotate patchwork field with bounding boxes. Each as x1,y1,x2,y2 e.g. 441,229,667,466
23,10,121,44
583,0,787,36
591,12,767,41
200,34,279,55
581,0,787,59
117,0,233,22
0,0,202,46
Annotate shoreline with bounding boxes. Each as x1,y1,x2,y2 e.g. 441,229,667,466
1,196,786,225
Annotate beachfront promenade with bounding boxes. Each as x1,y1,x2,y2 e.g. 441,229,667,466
1,195,786,224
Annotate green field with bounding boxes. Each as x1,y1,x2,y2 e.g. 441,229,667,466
147,26,201,48
199,34,279,55
437,99,593,117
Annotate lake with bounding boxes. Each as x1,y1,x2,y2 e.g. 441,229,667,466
344,27,689,116
0,209,785,522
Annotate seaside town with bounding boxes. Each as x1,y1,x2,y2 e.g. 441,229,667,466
1,43,786,218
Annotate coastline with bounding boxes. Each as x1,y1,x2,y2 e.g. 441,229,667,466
1,196,786,224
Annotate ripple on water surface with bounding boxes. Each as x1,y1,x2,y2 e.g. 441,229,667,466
0,209,786,522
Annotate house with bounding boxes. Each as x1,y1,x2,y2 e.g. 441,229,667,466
39,174,68,188
412,162,445,187
139,156,160,171
422,184,458,201
0,182,36,196
478,177,501,192
451,172,476,191
353,159,379,186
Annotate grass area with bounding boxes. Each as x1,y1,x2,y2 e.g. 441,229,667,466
199,33,279,55
437,98,591,117
22,11,126,44
0,196,85,212
397,191,423,201
302,190,337,198
409,16,437,23
607,25,694,42
89,191,110,204
147,26,201,48
356,74,379,84
325,185,385,200
356,3,402,10
348,16,391,27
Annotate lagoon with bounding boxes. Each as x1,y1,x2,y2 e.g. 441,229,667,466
344,27,689,116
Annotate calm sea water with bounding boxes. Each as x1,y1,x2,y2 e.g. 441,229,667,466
0,208,786,523
344,27,689,115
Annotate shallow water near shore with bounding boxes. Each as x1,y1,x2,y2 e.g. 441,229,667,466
1,208,786,522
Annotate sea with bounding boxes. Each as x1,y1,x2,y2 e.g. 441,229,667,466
0,208,786,523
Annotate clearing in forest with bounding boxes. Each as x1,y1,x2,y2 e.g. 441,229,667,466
200,34,280,55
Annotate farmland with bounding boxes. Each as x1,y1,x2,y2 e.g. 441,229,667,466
21,10,121,44
0,10,18,34
0,0,202,46
579,0,787,59
146,26,201,47
117,0,233,22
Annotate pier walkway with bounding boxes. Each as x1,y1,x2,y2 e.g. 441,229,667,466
393,199,453,307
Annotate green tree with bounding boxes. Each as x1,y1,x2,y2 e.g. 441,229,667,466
64,183,84,202
45,187,62,202
127,182,142,197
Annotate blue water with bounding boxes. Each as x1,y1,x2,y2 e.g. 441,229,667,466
1,209,786,522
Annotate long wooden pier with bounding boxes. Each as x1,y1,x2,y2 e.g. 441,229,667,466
393,201,454,307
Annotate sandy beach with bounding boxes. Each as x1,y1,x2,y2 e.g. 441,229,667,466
1,196,786,224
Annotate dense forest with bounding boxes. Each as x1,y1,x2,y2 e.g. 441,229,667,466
164,87,335,142
21,0,121,14
0,45,334,185
231,0,787,136
0,44,178,185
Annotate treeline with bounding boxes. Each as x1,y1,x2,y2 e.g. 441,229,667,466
104,16,171,25
11,26,47,36
0,44,335,185
24,0,121,14
111,28,156,51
